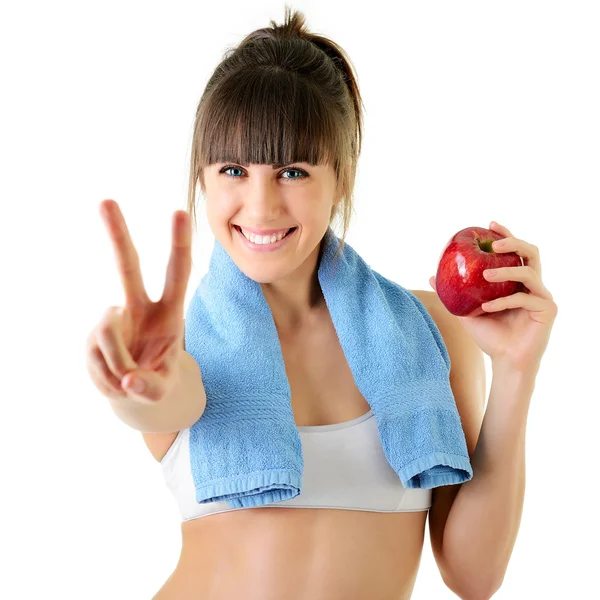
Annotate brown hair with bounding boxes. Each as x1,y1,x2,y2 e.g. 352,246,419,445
186,4,365,259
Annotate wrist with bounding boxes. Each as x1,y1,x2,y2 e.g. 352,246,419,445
489,363,537,414
491,360,538,383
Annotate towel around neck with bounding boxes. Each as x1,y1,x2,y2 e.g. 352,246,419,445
184,226,473,508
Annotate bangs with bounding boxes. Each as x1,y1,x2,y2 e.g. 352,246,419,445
197,68,341,170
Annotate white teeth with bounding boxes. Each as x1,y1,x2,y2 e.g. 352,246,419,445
240,227,291,245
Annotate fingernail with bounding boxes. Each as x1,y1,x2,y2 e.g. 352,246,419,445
128,377,145,393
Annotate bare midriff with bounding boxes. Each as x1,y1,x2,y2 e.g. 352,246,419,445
152,507,428,600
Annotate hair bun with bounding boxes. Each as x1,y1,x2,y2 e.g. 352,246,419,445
270,5,311,40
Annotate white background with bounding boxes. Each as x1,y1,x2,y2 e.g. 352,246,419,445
2,1,598,598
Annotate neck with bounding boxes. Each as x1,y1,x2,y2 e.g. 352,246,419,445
261,239,325,333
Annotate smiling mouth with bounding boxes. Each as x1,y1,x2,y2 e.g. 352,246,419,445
234,225,297,240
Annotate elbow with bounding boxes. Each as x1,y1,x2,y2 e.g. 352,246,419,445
450,578,502,600
465,591,498,600
472,587,501,600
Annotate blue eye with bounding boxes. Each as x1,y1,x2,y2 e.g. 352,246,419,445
219,165,308,181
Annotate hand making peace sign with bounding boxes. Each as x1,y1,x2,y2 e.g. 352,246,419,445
85,199,193,404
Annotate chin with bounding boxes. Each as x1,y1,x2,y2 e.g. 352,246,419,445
233,259,297,284
213,227,290,284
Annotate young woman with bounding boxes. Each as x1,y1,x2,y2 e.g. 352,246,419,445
86,6,558,599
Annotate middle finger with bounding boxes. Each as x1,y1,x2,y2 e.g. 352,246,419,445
484,265,552,300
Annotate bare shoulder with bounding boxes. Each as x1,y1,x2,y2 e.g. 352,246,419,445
408,288,448,339
407,288,436,310
408,288,485,383
409,289,463,334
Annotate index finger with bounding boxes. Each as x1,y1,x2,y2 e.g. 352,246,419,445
99,199,149,306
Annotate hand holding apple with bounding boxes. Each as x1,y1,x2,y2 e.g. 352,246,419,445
429,221,558,375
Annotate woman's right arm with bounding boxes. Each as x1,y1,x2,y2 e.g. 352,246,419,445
88,200,205,434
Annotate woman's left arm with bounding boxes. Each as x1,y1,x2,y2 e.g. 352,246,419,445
429,220,559,599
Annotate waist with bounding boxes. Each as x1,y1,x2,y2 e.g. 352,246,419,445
154,507,427,600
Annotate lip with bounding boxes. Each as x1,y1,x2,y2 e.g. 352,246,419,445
234,225,297,252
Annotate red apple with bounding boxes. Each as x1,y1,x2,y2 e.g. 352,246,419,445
435,226,526,317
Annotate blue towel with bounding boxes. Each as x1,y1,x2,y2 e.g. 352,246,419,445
184,227,473,508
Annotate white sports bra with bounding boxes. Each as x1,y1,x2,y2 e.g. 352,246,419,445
160,408,432,522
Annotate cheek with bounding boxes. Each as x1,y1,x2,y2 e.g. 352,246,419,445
206,196,236,223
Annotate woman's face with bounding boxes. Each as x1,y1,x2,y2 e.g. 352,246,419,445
202,161,338,283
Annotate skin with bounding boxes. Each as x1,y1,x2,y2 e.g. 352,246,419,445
149,161,431,599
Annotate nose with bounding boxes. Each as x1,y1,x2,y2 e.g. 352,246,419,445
244,178,284,223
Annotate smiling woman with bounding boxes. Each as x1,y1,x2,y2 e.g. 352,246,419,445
134,5,477,600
